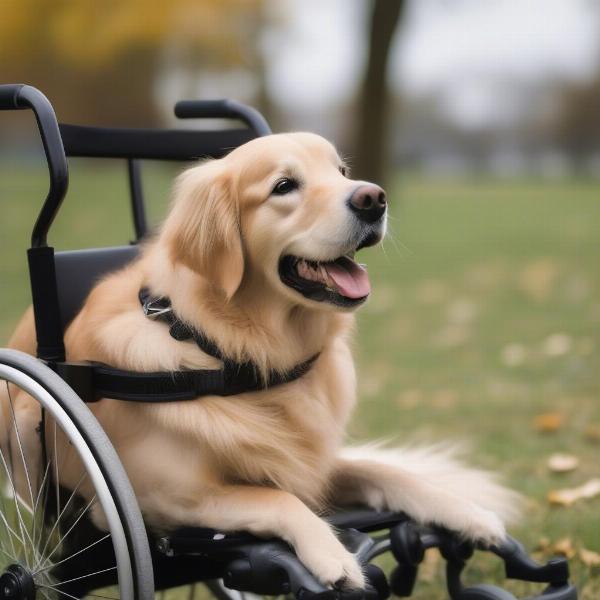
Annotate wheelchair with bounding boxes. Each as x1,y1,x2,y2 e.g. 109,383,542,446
0,84,577,600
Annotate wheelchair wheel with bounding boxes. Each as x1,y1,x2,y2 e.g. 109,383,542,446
0,349,154,600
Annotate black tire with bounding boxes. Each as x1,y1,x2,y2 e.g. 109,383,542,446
0,348,154,600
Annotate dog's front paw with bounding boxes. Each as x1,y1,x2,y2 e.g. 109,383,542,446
461,506,506,545
296,537,365,590
437,503,506,546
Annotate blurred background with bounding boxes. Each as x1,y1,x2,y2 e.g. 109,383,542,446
1,1,599,598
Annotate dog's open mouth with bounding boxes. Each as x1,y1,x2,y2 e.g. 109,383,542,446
278,254,370,307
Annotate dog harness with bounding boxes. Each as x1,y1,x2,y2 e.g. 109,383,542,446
55,288,319,403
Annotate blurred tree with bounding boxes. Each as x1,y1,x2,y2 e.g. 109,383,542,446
0,0,264,126
554,73,600,163
354,0,405,184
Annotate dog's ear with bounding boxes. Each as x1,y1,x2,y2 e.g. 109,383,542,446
166,162,244,299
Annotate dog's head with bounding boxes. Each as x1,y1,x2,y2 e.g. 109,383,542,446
165,132,387,311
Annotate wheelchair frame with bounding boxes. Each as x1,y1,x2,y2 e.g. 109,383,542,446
0,84,578,600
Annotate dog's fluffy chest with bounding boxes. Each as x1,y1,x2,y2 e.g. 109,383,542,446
85,339,355,531
64,269,359,515
129,338,357,511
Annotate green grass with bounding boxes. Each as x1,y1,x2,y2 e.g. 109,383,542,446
1,161,599,598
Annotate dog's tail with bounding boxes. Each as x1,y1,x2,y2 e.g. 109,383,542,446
340,441,523,525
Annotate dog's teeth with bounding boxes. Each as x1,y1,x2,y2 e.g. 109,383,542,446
319,265,329,284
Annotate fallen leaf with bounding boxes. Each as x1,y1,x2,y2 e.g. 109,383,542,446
580,548,600,567
547,453,579,473
535,537,551,552
533,412,565,433
447,298,478,325
552,538,576,559
518,258,559,302
542,333,572,357
548,478,600,506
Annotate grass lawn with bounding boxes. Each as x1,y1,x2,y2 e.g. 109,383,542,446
1,159,599,598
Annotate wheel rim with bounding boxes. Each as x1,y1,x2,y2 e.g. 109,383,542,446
0,364,134,600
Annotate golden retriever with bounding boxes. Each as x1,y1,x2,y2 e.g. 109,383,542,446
4,132,519,589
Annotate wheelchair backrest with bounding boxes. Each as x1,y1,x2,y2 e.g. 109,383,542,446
0,85,271,360
55,246,139,329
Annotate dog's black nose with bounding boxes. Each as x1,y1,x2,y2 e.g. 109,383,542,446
348,184,387,223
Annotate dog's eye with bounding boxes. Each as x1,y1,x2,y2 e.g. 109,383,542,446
339,166,348,177
272,178,299,195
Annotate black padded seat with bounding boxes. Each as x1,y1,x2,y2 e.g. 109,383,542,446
54,245,139,330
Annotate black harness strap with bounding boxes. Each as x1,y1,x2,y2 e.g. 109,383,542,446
54,289,319,403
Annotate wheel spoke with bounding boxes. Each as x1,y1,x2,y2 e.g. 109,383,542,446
35,471,87,569
0,501,25,547
0,359,147,600
38,588,53,600
0,409,36,563
33,533,111,575
36,584,119,600
53,421,60,542
7,380,37,517
40,565,117,587
0,543,15,562
0,481,24,562
37,494,98,569
32,459,51,548
5,380,44,567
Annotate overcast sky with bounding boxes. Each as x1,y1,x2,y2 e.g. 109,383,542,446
265,0,600,127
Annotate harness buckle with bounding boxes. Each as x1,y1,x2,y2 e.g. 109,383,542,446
143,297,173,320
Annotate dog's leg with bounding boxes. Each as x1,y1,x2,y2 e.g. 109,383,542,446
329,445,521,544
144,485,365,590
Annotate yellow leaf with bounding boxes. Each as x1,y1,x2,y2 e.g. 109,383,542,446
533,412,565,433
580,548,600,567
535,537,551,552
552,538,576,559
548,478,600,506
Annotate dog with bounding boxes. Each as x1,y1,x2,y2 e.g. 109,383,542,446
5,132,520,589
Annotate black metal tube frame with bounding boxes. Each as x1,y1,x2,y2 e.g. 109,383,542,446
0,83,271,361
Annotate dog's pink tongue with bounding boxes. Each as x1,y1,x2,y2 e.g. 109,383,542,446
324,257,370,299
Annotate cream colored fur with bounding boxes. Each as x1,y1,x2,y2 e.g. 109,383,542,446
1,133,521,590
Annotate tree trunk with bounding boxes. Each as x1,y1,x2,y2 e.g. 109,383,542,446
354,0,404,184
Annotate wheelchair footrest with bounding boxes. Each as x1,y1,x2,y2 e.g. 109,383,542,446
153,511,578,600
156,526,387,599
